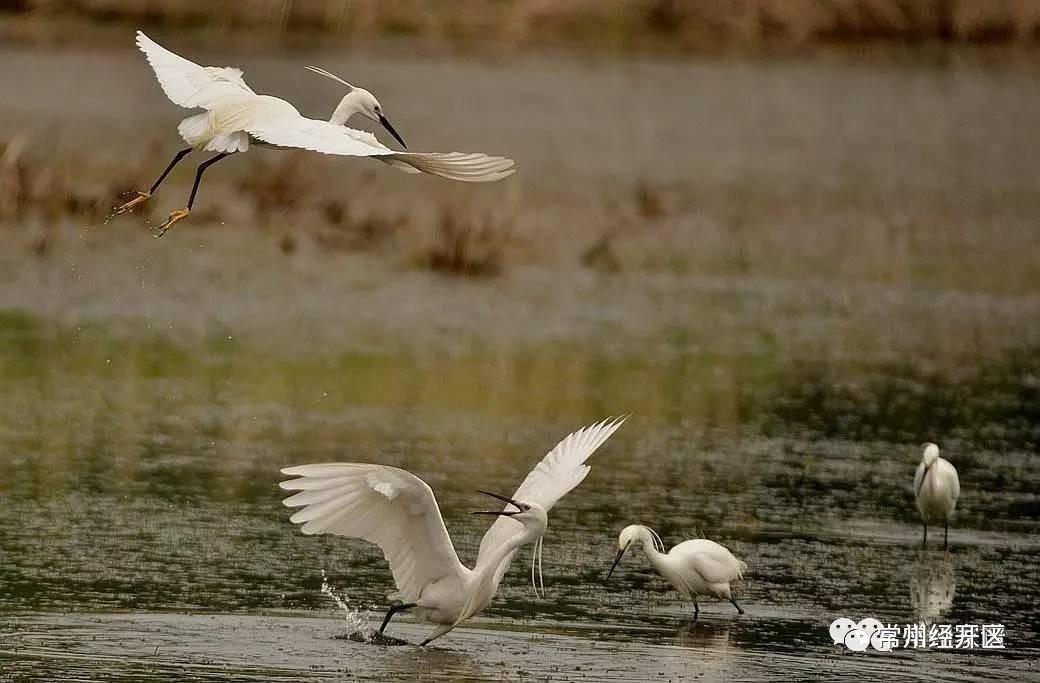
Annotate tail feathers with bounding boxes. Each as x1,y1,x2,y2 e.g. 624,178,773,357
205,131,249,153
178,114,249,153
177,113,210,146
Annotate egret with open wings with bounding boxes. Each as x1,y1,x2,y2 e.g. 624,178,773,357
114,31,515,235
279,417,626,646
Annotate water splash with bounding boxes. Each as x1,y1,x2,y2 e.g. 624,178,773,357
320,569,367,634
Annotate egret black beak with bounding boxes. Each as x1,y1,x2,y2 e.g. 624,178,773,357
378,113,407,149
471,490,521,516
606,544,629,580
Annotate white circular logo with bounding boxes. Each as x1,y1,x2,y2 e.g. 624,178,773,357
844,628,870,651
829,618,857,645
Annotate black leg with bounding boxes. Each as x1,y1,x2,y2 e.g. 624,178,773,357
943,522,949,551
729,597,745,615
187,152,232,210
692,599,699,620
379,602,417,633
922,523,928,549
150,148,193,194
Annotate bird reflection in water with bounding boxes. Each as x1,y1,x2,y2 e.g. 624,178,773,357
910,552,956,622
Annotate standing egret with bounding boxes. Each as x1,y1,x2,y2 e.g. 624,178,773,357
279,417,626,646
114,31,515,235
607,525,747,618
914,443,960,550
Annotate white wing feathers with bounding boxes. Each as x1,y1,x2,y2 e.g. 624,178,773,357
279,464,468,603
476,416,627,581
245,118,389,158
137,31,514,182
386,151,515,183
689,552,747,585
246,117,515,182
136,30,254,109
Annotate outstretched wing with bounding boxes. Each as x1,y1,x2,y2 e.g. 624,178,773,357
244,117,393,158
136,31,255,109
243,116,516,182
280,463,469,603
475,416,627,582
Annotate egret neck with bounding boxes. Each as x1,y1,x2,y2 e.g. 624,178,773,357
330,92,365,126
460,511,548,623
632,526,670,573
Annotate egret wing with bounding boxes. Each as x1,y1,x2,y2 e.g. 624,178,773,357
913,462,926,498
682,544,747,584
946,462,960,501
242,116,516,182
383,151,516,182
475,416,627,581
244,117,391,158
280,463,468,603
137,31,255,109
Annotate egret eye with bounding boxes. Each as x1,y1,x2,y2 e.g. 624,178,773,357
523,504,530,510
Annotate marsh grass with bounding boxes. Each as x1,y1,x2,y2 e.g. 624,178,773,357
0,135,141,225
419,203,515,277
4,126,1039,294
7,1,1040,51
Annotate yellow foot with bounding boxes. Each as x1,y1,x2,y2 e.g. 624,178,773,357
112,190,151,215
154,208,190,237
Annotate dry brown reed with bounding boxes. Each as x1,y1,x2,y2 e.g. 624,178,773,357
419,203,514,277
7,1,1040,50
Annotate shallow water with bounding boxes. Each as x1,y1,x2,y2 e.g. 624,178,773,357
0,314,1037,681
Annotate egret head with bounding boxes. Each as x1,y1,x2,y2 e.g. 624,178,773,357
472,491,548,534
922,442,940,466
607,524,663,579
351,87,407,148
472,491,550,597
305,66,407,149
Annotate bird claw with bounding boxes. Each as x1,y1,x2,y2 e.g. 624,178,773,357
153,208,190,237
112,190,151,215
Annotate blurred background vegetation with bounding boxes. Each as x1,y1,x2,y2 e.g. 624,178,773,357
4,1,1040,50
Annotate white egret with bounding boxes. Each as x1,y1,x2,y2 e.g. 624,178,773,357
114,31,515,235
914,443,960,550
279,416,626,646
607,525,747,618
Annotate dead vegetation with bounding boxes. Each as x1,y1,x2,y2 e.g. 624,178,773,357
419,204,514,277
0,135,135,224
5,1,1040,50
0,135,520,275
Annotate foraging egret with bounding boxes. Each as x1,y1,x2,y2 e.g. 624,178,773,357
114,31,515,235
607,525,747,618
914,443,960,550
280,417,626,646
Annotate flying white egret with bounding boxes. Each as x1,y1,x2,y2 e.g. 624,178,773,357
114,31,515,235
279,416,626,646
607,525,747,618
914,443,960,550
